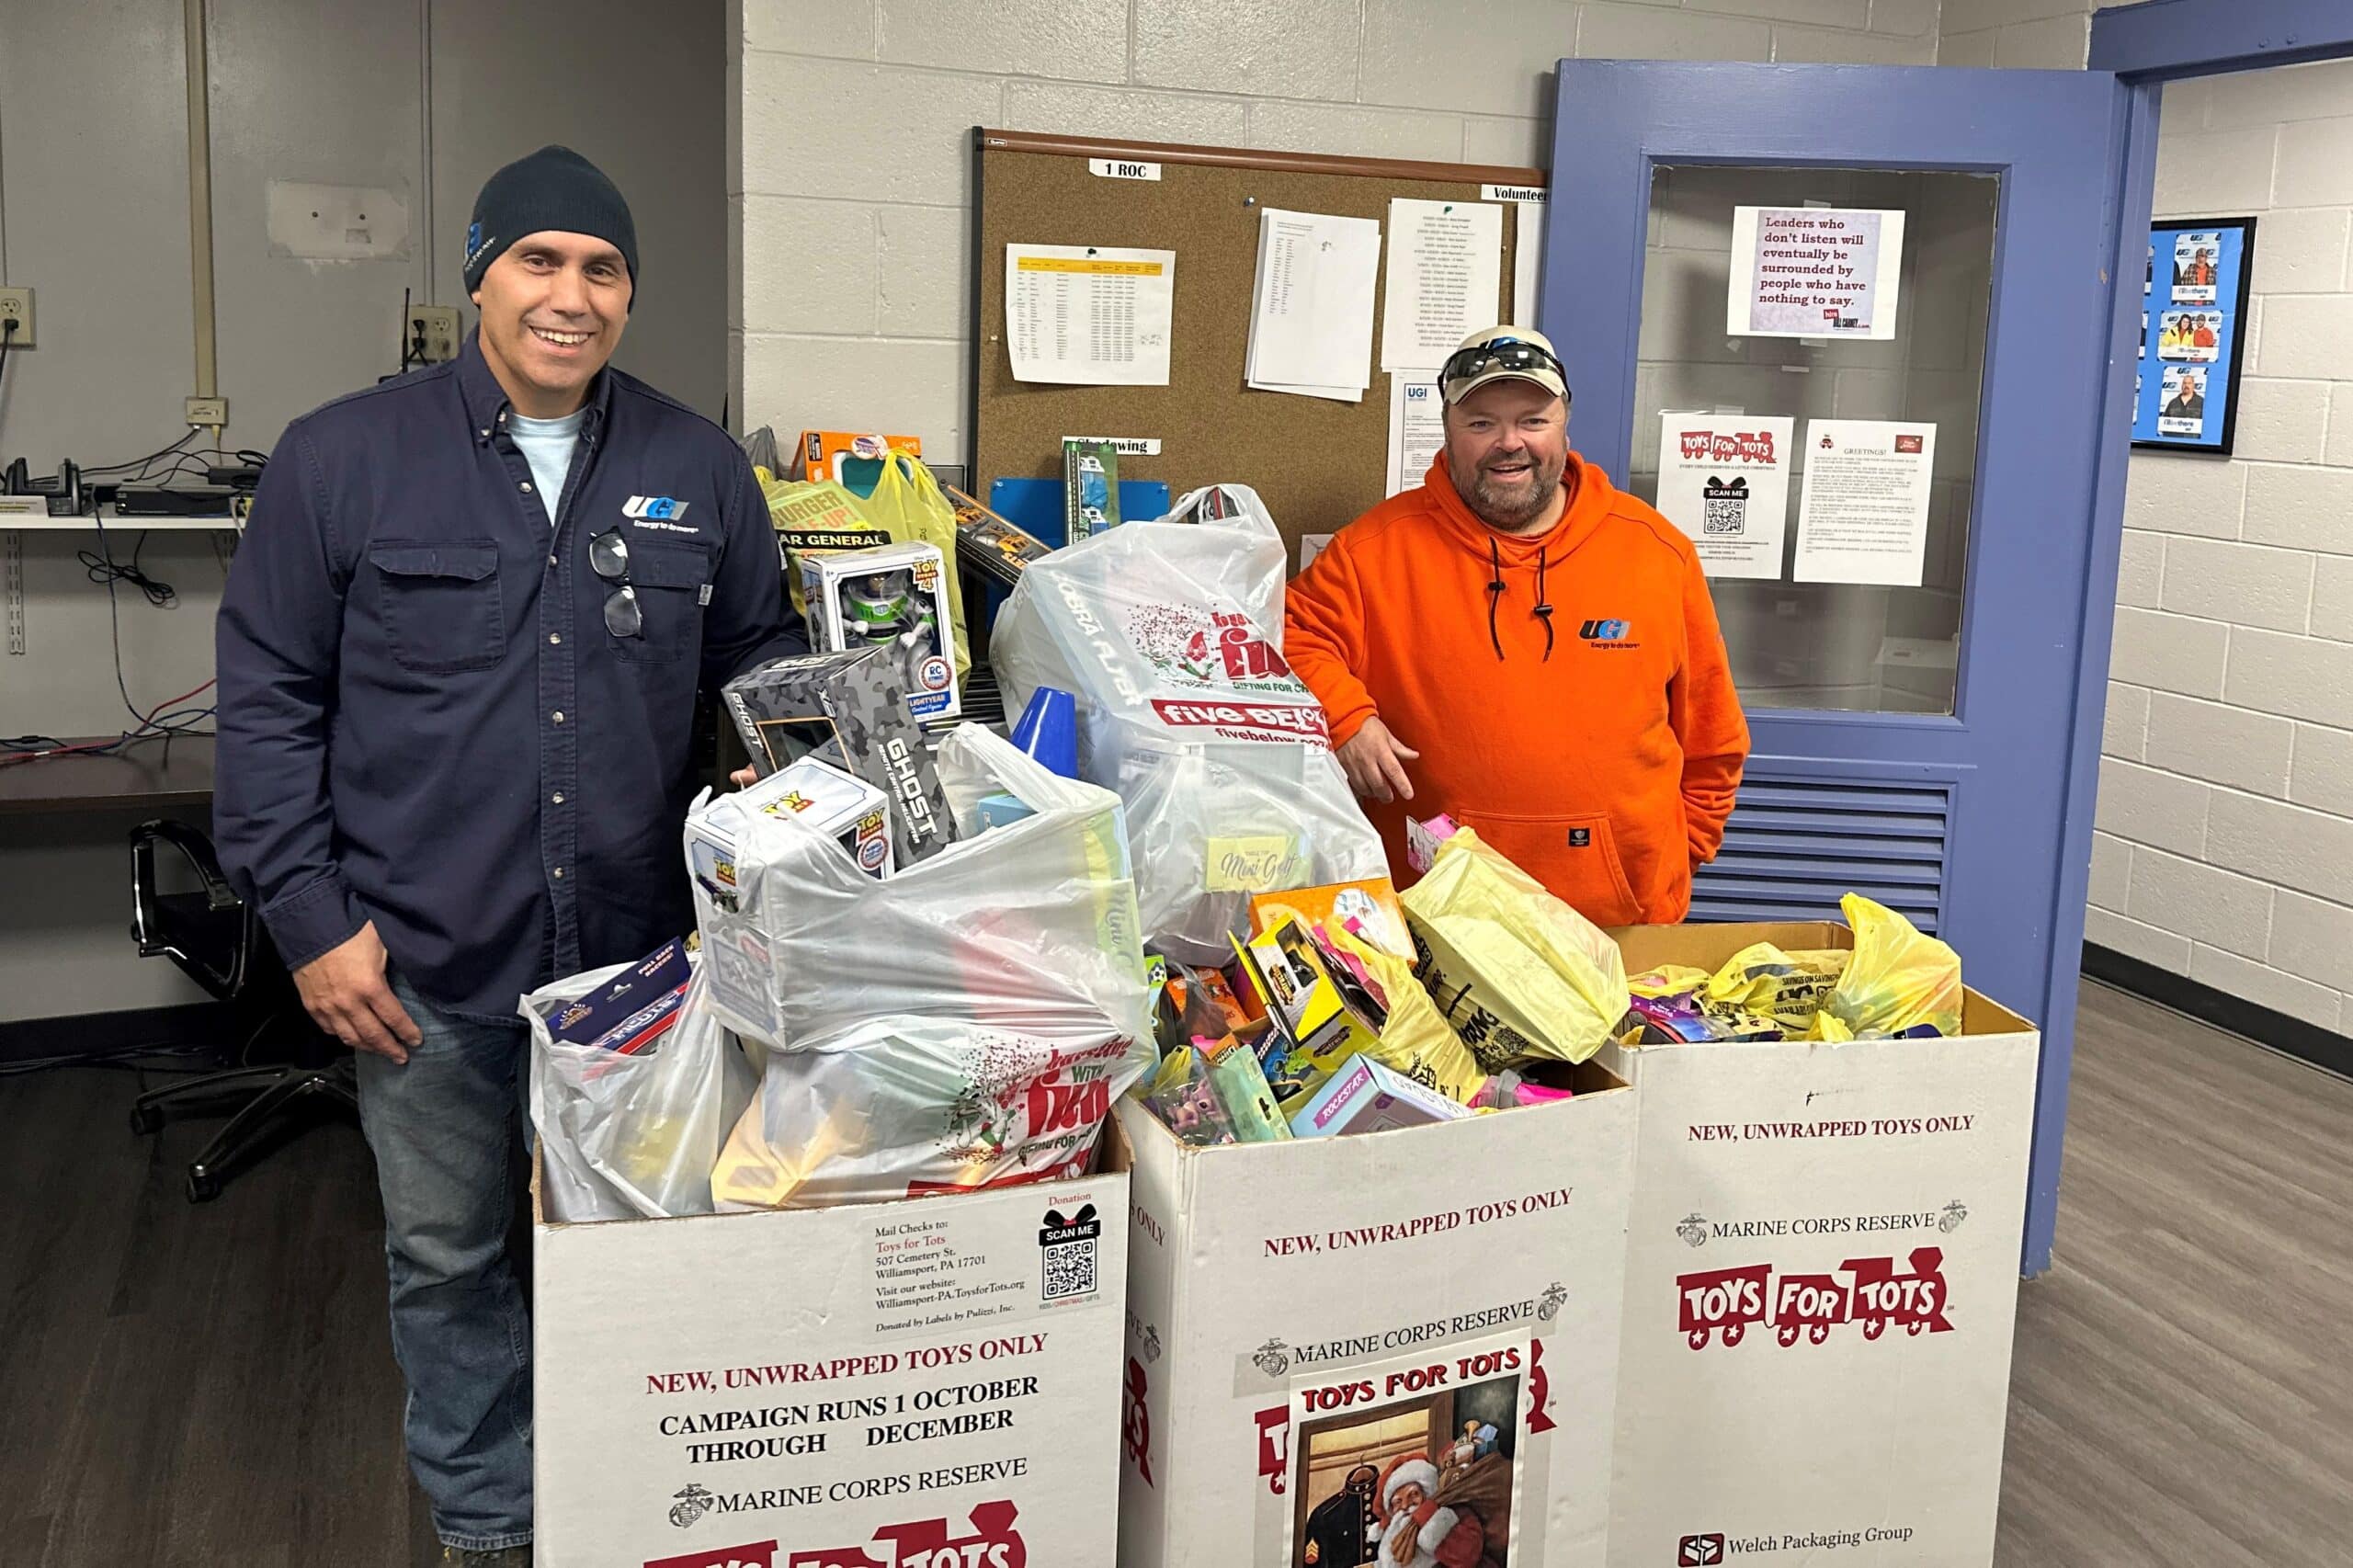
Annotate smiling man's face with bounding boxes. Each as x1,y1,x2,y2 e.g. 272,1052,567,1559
1443,378,1568,535
471,229,631,417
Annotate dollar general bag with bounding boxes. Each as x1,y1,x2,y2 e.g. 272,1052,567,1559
991,483,1385,965
758,472,890,620
1401,827,1630,1069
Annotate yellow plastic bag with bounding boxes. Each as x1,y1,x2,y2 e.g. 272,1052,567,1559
1630,964,1710,1000
846,452,971,678
1400,828,1630,1069
1825,893,1963,1037
1356,946,1485,1102
758,472,890,620
1705,943,1850,1033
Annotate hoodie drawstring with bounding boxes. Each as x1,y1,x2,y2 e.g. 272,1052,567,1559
1533,546,1554,662
1487,538,1556,662
1486,538,1506,662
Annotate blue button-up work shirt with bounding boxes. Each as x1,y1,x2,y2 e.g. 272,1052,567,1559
215,337,804,1021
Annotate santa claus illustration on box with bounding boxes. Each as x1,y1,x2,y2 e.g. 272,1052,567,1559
1373,1452,1503,1568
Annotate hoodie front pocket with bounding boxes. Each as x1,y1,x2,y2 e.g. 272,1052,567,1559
1453,809,1641,927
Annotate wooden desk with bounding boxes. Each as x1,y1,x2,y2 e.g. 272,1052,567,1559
0,735,214,814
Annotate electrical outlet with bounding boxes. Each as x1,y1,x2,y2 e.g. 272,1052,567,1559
408,304,461,364
186,396,229,428
0,288,33,348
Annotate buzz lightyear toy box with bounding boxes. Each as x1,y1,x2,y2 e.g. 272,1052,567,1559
799,540,961,720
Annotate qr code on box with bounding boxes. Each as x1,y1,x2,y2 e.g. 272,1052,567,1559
1701,493,1745,536
1042,1239,1096,1301
1038,1202,1102,1303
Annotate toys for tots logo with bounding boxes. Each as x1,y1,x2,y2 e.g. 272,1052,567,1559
644,1540,777,1568
1677,1246,1954,1349
778,1500,1026,1567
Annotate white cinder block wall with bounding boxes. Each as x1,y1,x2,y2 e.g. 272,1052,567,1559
729,0,1943,466
2089,62,2353,1034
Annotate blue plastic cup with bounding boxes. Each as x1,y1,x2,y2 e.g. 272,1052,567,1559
1011,686,1079,778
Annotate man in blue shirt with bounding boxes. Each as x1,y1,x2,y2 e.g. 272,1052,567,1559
215,146,802,1564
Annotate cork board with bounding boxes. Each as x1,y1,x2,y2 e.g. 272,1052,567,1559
972,130,1546,555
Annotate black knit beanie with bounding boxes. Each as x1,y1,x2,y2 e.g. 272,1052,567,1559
461,145,638,299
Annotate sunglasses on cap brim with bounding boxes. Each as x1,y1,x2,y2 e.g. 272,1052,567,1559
1440,338,1568,400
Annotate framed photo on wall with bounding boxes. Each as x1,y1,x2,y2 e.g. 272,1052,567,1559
2132,215,2256,455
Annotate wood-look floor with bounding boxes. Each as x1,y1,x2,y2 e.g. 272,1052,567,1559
0,981,2345,1567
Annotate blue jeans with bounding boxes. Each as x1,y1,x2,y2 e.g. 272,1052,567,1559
356,972,534,1551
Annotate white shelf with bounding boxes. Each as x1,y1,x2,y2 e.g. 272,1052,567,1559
0,513,240,531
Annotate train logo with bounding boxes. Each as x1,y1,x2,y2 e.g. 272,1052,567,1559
1676,1246,1956,1349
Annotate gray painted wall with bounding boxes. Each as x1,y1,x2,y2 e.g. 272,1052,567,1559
0,0,724,1022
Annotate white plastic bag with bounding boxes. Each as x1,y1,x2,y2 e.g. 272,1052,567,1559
710,998,1149,1210
687,723,1154,1051
991,483,1385,964
524,964,756,1221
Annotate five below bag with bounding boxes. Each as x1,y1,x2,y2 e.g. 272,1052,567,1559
525,964,756,1221
686,723,1154,1052
991,483,1385,966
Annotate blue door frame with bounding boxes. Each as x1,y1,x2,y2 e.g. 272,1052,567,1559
1538,3,2353,1278
1541,62,2131,1278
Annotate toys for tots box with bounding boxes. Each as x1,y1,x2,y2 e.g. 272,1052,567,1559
1114,1065,1636,1568
531,1127,1130,1568
1599,922,2039,1568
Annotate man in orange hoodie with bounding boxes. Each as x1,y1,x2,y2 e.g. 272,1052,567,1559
1286,326,1749,925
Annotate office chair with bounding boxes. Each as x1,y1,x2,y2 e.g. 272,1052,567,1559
124,819,357,1201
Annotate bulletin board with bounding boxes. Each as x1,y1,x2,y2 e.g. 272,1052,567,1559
2131,216,2256,455
971,130,1546,552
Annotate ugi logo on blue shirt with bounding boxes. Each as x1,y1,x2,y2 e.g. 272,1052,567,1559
623,495,690,520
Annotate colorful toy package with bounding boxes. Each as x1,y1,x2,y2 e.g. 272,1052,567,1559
1249,878,1415,964
800,540,961,721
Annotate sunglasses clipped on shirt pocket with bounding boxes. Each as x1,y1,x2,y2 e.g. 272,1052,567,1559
368,539,506,675
611,534,714,665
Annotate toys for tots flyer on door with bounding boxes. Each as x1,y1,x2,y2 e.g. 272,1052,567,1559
531,1171,1128,1568
1654,415,1794,581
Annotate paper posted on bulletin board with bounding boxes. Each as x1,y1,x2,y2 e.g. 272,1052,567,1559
1005,244,1176,386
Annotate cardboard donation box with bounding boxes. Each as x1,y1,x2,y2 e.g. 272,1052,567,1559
1116,1065,1637,1568
1600,922,2039,1568
532,1126,1131,1568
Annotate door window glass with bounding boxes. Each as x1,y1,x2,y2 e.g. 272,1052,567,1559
1627,165,1998,714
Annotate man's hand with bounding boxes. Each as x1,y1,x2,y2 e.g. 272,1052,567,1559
292,921,423,1063
1336,717,1419,804
730,765,759,788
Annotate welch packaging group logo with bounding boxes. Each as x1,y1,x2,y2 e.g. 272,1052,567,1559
1678,1534,1727,1565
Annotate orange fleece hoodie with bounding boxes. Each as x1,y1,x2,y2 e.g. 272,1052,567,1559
1285,453,1749,925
